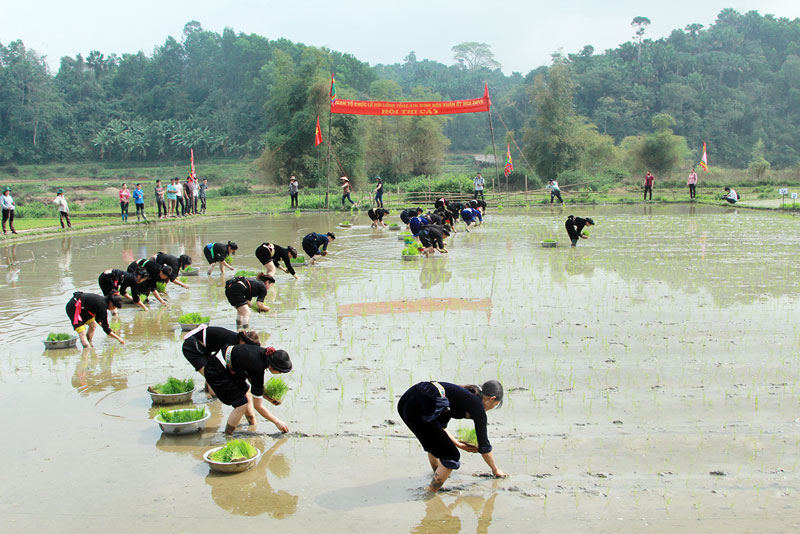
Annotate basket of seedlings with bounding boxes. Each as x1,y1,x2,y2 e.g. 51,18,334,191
541,239,557,248
401,244,421,261
339,220,352,228
43,332,79,350
204,439,262,473
457,427,478,448
234,269,258,278
398,231,412,241
147,377,195,404
153,406,210,435
181,266,199,277
264,377,289,406
388,223,400,231
178,312,211,331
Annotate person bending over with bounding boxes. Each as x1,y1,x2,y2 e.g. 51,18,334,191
460,206,482,232
255,242,299,280
400,207,423,227
419,224,450,257
301,232,335,265
398,380,506,492
151,252,191,289
204,241,237,276
65,292,125,348
127,259,172,306
203,344,292,435
368,207,390,228
98,267,150,313
225,272,274,330
182,325,259,397
565,215,594,247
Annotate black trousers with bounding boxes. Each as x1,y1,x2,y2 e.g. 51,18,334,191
644,186,652,200
175,196,184,216
550,190,563,203
2,208,15,232
59,211,72,228
689,184,696,198
156,198,167,217
199,196,206,213
290,192,298,208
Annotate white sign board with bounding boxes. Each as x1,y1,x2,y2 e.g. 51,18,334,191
779,188,789,195
792,192,798,199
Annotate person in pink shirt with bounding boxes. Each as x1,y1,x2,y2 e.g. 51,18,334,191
687,168,698,199
643,171,655,201
119,183,131,222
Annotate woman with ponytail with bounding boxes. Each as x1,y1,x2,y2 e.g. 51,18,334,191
204,241,238,275
398,379,507,491
224,272,275,330
203,344,293,436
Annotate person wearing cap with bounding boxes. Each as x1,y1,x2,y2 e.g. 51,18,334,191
546,179,563,203
288,176,299,209
398,380,507,492
150,252,191,288
98,267,150,313
301,232,335,265
119,183,131,222
132,183,147,222
373,176,384,208
722,186,738,204
204,241,238,275
65,291,126,348
202,343,293,435
225,272,274,330
419,224,450,256
340,176,357,207
50,188,72,229
368,207,390,228
565,215,594,246
1,187,17,234
182,326,260,396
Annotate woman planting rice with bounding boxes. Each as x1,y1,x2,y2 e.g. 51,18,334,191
224,272,274,330
460,206,482,232
182,326,260,396
398,380,506,492
151,252,192,288
127,259,172,306
203,344,292,435
97,267,150,313
204,241,238,275
254,243,299,280
419,224,450,257
367,207,390,228
564,215,594,247
400,207,423,226
65,292,125,348
301,232,335,265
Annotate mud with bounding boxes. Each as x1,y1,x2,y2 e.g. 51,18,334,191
1,205,800,532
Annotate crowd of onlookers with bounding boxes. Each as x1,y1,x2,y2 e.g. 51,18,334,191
119,176,209,222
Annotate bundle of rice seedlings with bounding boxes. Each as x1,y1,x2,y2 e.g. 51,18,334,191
156,281,167,293
46,332,73,341
151,376,194,394
234,270,257,278
157,407,206,423
209,439,258,463
264,377,289,404
225,255,234,264
182,267,197,272
290,256,305,264
178,312,210,324
457,427,478,447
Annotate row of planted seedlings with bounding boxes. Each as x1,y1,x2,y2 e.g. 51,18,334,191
148,374,290,473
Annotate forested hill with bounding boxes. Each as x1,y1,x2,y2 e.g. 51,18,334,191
1,9,799,171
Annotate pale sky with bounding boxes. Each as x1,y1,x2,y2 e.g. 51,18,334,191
3,0,800,75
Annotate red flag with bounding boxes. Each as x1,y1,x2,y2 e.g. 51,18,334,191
314,116,323,147
190,149,197,181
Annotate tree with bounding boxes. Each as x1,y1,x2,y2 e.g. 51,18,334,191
629,113,689,176
631,16,651,60
451,42,501,71
748,138,770,180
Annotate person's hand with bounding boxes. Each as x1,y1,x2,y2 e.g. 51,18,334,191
492,469,508,478
274,420,289,433
118,338,126,345
321,251,328,256
293,274,299,280
257,302,270,313
458,441,479,453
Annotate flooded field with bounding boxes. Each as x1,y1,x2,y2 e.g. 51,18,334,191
1,204,800,532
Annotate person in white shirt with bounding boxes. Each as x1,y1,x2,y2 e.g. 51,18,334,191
546,179,563,203
1,187,16,234
473,173,485,200
722,187,738,204
52,188,72,228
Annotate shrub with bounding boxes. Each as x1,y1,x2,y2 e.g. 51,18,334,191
218,183,252,197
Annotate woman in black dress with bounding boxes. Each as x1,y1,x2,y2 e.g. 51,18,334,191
224,272,275,329
255,243,299,280
98,267,150,313
182,325,259,396
398,380,507,491
204,241,238,275
65,292,125,348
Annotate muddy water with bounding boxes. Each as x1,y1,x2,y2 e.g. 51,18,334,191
1,205,800,532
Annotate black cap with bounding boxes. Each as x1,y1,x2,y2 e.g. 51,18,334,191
268,349,293,373
585,218,595,225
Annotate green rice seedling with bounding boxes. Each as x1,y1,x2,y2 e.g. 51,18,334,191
156,281,167,293
542,239,556,243
401,244,420,256
178,276,188,283
157,407,206,423
341,220,351,225
225,255,233,264
178,312,210,324
46,332,73,341
290,256,305,264
265,377,289,402
457,427,478,447
234,270,257,278
151,376,194,394
182,267,197,273
209,439,258,463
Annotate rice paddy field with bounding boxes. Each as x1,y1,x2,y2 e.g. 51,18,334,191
1,204,799,532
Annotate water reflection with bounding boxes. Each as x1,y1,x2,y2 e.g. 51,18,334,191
205,437,298,518
419,258,452,289
71,347,128,395
411,493,497,534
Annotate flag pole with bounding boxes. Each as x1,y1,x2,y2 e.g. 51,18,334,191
487,103,500,194
324,73,336,210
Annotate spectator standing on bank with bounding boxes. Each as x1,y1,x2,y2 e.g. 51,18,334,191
643,171,655,201
546,179,563,203
199,178,208,214
154,180,167,219
1,187,16,234
191,178,199,214
166,178,179,217
52,188,72,229
173,177,184,217
183,177,193,215
289,176,299,209
473,172,485,200
119,183,131,222
687,168,698,200
132,183,147,222
374,176,384,208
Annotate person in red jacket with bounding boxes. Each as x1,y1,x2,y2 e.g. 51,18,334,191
643,171,655,201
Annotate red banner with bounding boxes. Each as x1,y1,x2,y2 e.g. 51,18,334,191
331,83,491,116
